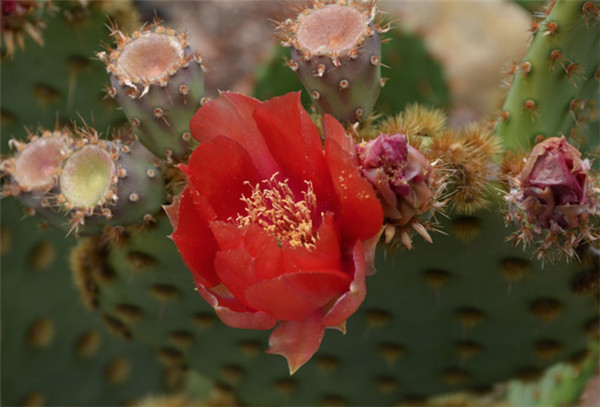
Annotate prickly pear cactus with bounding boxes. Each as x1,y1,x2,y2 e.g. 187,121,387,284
1,0,599,406
66,201,598,405
254,22,450,117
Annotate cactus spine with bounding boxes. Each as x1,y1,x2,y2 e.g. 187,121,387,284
496,0,600,151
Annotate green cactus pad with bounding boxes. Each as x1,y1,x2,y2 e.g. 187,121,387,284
0,198,174,406
78,197,598,405
496,0,600,151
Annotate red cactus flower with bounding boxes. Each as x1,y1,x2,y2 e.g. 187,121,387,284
165,92,383,374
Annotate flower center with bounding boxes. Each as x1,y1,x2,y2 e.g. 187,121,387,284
236,174,317,249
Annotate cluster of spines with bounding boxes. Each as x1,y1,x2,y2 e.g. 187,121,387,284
97,18,205,162
277,0,390,123
0,0,54,59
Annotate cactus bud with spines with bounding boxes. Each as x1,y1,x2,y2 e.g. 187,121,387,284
505,136,599,260
97,19,205,162
355,132,443,249
277,0,386,124
56,127,167,234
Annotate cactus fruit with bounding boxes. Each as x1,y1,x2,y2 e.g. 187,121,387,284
277,0,387,123
255,16,449,120
97,19,205,162
1,125,166,234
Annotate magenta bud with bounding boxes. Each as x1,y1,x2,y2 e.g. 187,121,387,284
356,133,433,226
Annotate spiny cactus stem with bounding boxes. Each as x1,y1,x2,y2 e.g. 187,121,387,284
496,0,600,151
98,21,205,161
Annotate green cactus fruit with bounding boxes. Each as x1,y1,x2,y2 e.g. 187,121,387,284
0,198,176,406
97,20,205,162
496,0,600,152
1,125,166,235
277,0,386,123
254,21,449,119
57,131,167,234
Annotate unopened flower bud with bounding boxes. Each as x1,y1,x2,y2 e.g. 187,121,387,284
356,133,433,226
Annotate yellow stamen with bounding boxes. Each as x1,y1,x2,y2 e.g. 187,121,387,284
236,173,317,249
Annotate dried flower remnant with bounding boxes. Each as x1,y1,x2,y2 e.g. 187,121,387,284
505,137,600,260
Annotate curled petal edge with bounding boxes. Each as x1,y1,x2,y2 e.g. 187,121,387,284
195,283,278,330
322,239,372,328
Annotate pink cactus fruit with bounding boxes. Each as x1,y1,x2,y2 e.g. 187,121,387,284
356,133,438,248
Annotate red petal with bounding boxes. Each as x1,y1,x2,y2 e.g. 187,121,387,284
181,136,261,222
325,138,383,243
266,311,326,375
323,240,367,327
214,248,258,310
285,212,342,272
253,92,335,207
189,92,278,176
322,114,354,154
169,189,220,286
245,269,352,321
195,283,277,330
